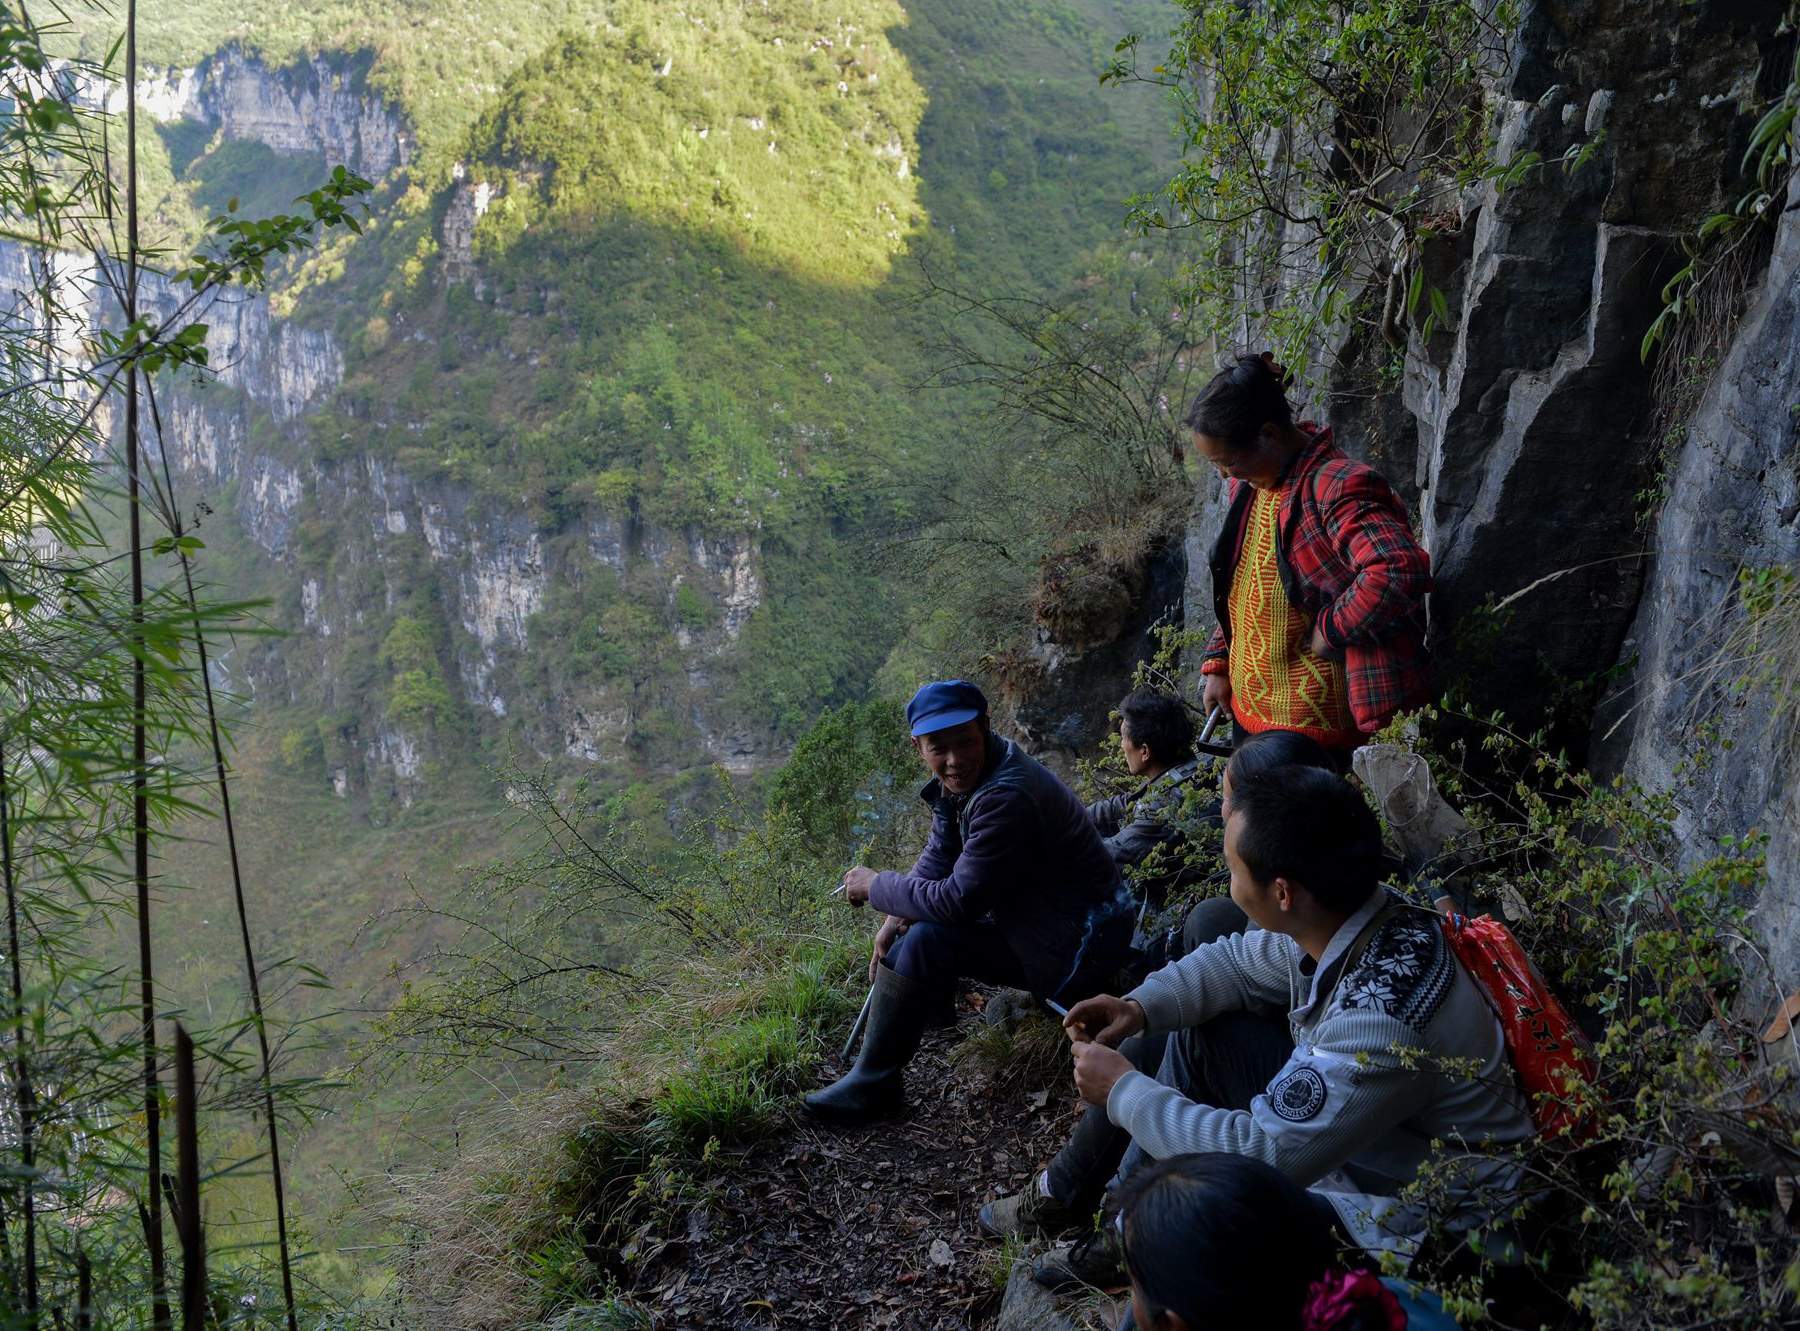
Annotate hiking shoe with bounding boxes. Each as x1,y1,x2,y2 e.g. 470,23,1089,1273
977,1182,1087,1239
1031,1224,1125,1292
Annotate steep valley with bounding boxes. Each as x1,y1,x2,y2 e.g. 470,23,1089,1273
9,0,1800,1323
24,0,1185,1268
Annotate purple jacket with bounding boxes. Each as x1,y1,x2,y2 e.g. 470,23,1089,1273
869,736,1129,999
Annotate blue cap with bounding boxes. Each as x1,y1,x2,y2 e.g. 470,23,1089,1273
905,679,988,737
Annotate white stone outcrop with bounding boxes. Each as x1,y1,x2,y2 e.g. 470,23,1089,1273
115,47,412,179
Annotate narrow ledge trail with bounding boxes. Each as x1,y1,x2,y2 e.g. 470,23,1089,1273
626,995,1119,1330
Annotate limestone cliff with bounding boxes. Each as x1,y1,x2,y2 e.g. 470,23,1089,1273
1598,166,1800,983
124,46,413,179
1179,0,1799,970
1,43,775,807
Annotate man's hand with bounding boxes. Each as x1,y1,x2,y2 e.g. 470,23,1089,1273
1062,994,1145,1048
840,866,878,906
1308,619,1343,661
870,914,909,984
1202,672,1232,713
1071,1040,1134,1108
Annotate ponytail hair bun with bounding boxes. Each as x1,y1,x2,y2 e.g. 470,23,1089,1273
1302,1269,1407,1331
1181,351,1295,449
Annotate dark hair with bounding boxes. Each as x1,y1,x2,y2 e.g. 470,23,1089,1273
1118,1153,1339,1331
1227,766,1383,913
1117,689,1196,766
1225,729,1338,786
1181,353,1294,450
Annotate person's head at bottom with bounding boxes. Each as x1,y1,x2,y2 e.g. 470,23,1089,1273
1117,1153,1399,1331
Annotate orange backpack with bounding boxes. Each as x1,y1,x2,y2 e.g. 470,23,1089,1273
1440,910,1599,1141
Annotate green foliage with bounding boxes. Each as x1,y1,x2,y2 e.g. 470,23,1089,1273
379,614,457,729
279,724,324,771
1384,709,1794,1328
766,698,916,857
671,581,711,631
386,667,456,729
377,613,438,673
1644,1,1800,363
467,9,923,285
1110,0,1515,382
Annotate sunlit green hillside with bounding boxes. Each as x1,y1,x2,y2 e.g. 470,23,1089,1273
96,0,1178,1271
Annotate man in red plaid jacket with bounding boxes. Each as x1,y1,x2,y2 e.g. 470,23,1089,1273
1191,355,1431,747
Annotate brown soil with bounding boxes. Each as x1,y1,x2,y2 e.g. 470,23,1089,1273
630,998,1085,1330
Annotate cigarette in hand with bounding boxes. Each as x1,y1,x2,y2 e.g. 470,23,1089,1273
830,884,846,897
1044,998,1069,1020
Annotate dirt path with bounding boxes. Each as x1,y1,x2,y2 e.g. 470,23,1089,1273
631,997,1085,1329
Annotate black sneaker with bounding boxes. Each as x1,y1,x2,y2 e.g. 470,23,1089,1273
1031,1223,1125,1292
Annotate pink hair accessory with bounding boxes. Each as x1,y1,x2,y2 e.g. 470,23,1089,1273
1302,1268,1406,1331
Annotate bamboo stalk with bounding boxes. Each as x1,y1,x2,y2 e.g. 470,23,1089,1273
145,376,301,1331
173,1026,204,1331
123,2,170,1322
74,1249,91,1331
0,739,37,1327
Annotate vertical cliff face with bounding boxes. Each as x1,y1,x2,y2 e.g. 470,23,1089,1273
1180,0,1799,966
1405,0,1782,719
1404,0,1799,958
1597,168,1800,981
126,47,413,179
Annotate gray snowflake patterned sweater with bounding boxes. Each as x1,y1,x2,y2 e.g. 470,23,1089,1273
1108,887,1536,1255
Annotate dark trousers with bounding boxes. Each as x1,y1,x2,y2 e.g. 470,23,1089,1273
886,921,1029,991
1045,896,1287,1207
887,915,1131,1004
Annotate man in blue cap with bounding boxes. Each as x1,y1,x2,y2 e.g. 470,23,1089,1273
805,680,1132,1124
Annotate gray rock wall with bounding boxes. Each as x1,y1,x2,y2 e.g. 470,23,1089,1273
126,46,414,178
1407,0,1781,722
1180,0,1799,980
1597,167,1800,988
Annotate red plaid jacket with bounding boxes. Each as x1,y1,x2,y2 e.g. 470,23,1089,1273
1199,425,1431,735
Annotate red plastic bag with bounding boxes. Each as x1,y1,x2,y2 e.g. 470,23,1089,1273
1441,911,1598,1141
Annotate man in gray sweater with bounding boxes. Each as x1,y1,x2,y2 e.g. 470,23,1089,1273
1000,765,1535,1288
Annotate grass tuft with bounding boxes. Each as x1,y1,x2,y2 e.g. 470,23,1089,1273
953,1008,1071,1093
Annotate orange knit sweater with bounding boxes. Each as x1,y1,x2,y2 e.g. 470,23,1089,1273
1227,487,1360,747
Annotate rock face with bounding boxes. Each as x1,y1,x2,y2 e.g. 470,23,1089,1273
441,176,496,278
1406,0,1782,727
1597,166,1800,984
1180,0,1799,976
1011,539,1188,769
121,46,413,178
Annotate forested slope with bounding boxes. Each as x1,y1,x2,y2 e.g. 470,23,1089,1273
53,0,1182,1281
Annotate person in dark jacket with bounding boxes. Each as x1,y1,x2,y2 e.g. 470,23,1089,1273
1087,689,1205,908
806,680,1131,1124
1191,353,1431,759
